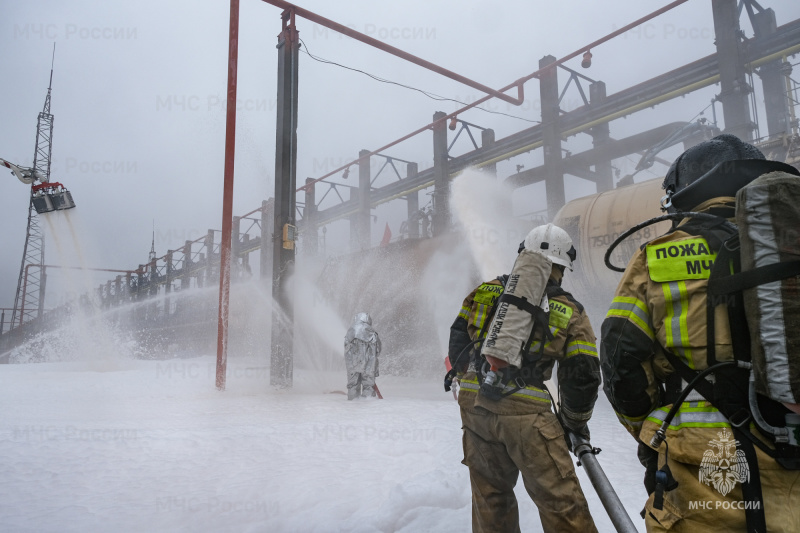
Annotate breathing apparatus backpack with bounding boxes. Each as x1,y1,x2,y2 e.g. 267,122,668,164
443,247,556,400
734,170,800,415
658,160,800,460
481,248,552,367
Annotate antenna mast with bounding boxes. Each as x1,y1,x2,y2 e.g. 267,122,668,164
11,44,56,328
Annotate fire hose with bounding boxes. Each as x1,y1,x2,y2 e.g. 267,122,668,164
569,432,639,533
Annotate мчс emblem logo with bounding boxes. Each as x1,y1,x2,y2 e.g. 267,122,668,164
698,428,750,496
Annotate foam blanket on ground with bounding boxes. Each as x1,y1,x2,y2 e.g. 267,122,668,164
0,355,644,532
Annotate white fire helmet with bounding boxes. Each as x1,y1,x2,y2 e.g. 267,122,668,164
523,223,576,271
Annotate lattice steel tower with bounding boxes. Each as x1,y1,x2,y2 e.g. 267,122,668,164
11,53,55,329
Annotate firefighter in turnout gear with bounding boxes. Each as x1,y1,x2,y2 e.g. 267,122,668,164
600,134,800,532
449,224,601,533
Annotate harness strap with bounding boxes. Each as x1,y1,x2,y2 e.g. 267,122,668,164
737,436,768,533
706,284,718,367
709,261,800,295
526,306,553,361
719,241,753,367
497,293,538,315
662,351,774,457
705,238,743,367
661,350,768,532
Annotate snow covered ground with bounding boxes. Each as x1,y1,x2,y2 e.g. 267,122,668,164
0,354,646,533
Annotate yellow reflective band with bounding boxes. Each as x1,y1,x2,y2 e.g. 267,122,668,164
529,326,557,353
509,386,551,403
566,340,599,358
606,296,655,339
608,296,649,318
458,306,470,320
646,237,717,282
459,381,479,394
456,377,550,402
548,301,573,329
677,281,692,365
647,404,728,430
474,283,503,305
474,303,487,331
662,281,695,369
606,310,655,340
614,411,646,436
497,381,551,403
460,377,479,394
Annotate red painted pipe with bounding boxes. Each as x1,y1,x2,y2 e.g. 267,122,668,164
289,0,690,193
216,0,240,392
261,0,524,107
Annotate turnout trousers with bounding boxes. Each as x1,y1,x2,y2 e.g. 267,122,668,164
460,403,598,533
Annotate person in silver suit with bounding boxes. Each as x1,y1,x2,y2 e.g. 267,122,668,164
344,312,381,400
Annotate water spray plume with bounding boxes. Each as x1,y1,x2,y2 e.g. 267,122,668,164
451,168,524,281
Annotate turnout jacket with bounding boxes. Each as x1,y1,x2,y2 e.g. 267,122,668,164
449,275,600,420
600,198,800,531
601,199,741,446
599,197,798,465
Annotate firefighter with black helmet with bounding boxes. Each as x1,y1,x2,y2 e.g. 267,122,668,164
600,134,800,531
449,223,600,533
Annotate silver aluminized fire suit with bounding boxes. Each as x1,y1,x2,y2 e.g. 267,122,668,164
344,312,381,400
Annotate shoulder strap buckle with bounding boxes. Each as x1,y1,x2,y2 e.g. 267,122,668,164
729,408,752,429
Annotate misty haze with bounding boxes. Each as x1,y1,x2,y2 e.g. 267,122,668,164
1,1,799,532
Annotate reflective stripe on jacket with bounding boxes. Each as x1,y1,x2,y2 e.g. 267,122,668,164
459,374,552,404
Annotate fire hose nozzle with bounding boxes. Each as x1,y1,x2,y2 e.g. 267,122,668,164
569,432,594,460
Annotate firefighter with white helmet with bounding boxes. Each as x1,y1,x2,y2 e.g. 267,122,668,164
524,223,575,268
600,134,800,532
448,223,600,533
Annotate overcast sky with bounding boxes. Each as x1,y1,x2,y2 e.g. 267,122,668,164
1,0,799,309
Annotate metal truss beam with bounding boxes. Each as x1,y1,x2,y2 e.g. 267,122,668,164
311,18,800,226
505,121,695,188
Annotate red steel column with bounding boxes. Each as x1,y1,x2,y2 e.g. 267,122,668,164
216,0,240,391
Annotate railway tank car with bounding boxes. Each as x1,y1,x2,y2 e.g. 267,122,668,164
553,177,670,323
